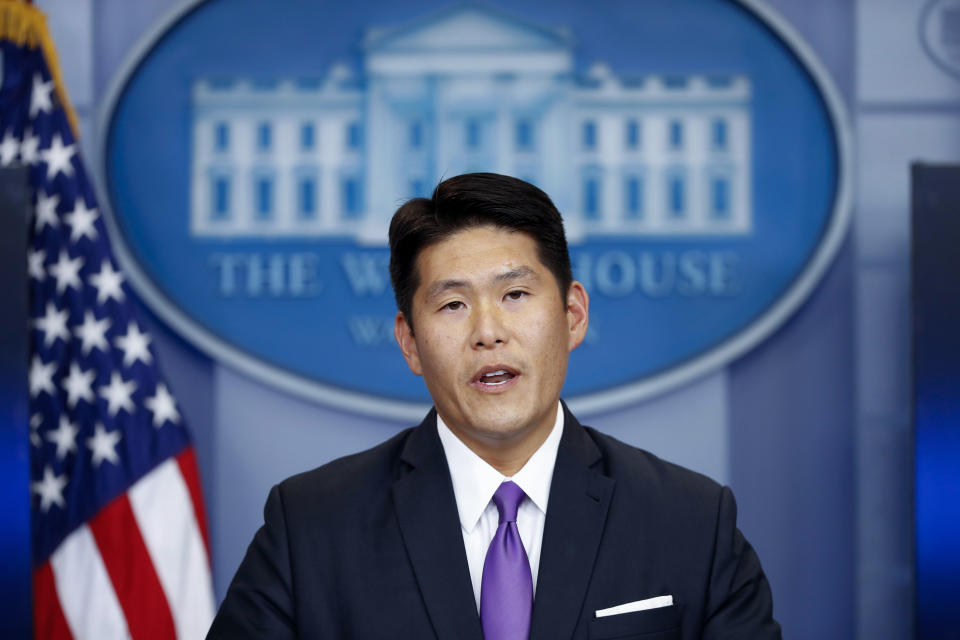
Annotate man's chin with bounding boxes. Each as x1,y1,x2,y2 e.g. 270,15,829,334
458,409,544,443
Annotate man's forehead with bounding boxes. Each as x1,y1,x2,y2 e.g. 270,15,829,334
416,227,538,273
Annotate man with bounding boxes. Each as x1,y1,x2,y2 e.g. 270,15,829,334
209,173,781,639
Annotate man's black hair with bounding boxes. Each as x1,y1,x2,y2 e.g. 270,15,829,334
388,172,573,332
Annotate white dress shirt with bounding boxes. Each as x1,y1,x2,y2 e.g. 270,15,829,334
436,402,564,612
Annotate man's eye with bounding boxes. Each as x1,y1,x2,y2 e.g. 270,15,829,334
444,301,464,311
505,290,527,301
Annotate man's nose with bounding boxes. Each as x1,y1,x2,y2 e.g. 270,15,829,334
470,302,507,348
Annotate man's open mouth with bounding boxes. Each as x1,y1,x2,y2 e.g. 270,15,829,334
472,365,520,387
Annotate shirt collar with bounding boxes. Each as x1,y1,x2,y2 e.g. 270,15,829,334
437,402,564,533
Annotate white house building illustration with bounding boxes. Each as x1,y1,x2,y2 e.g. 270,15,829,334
189,4,752,241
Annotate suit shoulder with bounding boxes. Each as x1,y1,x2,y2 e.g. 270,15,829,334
274,426,414,509
585,426,724,505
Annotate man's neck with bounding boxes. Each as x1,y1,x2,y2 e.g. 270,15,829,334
440,405,559,477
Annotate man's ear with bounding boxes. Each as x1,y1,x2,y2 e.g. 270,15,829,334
394,312,423,376
565,281,589,352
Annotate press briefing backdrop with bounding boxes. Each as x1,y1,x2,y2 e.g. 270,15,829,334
22,0,960,637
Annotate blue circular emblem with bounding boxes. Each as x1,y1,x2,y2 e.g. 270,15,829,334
99,0,851,419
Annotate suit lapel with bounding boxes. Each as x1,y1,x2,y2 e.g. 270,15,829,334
392,412,483,640
530,405,615,640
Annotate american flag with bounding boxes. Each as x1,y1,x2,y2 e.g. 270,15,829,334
1,3,216,638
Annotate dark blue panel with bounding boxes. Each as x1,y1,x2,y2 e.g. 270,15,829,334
0,166,33,639
912,163,960,640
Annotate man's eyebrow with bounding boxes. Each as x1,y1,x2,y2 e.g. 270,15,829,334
494,266,538,283
425,278,470,300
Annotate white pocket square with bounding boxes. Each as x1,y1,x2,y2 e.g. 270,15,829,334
595,595,674,618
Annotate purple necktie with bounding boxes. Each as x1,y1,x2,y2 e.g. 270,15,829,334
480,481,533,640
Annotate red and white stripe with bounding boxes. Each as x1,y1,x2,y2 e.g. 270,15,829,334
33,448,215,640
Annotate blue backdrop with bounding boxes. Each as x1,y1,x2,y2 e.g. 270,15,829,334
22,0,960,637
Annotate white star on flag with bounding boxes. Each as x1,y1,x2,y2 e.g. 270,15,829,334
115,322,153,367
87,423,121,467
39,133,76,180
46,416,79,460
0,129,19,165
73,310,110,355
32,466,68,512
62,362,96,408
88,259,125,304
20,128,39,165
145,383,180,428
29,356,57,398
99,371,136,417
34,191,60,231
28,248,46,280
30,73,54,117
48,249,84,295
63,197,98,242
34,301,70,348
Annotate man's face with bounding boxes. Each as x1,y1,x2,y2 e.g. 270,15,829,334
394,225,589,448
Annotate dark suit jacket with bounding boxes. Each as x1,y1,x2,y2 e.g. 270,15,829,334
209,404,781,639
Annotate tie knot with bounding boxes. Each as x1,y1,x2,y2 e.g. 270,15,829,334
492,481,526,523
